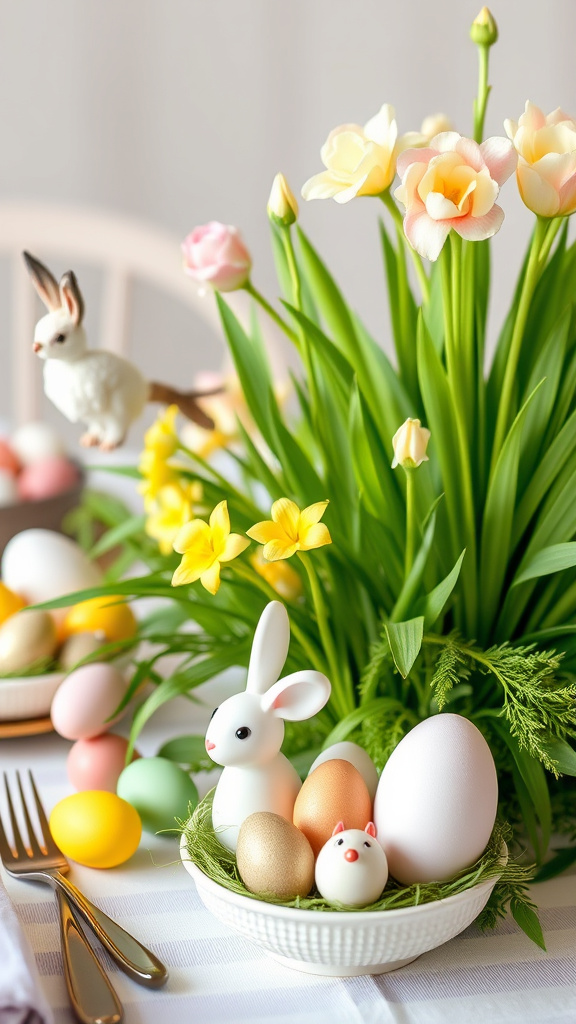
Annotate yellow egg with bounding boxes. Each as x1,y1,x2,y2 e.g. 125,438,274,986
236,812,315,900
0,582,25,626
293,759,373,857
49,791,142,868
63,596,137,644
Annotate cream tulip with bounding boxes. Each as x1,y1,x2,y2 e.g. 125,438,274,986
302,104,401,204
392,418,431,469
505,102,576,217
268,173,299,226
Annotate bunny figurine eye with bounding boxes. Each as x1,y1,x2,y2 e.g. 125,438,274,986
336,838,344,846
209,707,218,720
235,727,251,740
364,841,372,848
53,333,66,343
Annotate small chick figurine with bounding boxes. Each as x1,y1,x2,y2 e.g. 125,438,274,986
24,252,217,450
315,822,389,907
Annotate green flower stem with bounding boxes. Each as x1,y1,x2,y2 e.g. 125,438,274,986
281,226,322,416
490,216,548,475
297,552,353,718
381,191,430,304
244,281,299,346
404,468,417,578
231,558,327,676
473,44,490,143
176,444,262,522
440,235,478,633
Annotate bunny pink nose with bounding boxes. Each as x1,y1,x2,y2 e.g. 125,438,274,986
205,740,215,752
344,849,359,862
32,342,42,353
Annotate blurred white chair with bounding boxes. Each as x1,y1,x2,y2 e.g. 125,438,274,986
0,202,230,424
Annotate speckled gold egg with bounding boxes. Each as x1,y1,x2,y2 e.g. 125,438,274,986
236,812,315,900
58,631,105,671
0,609,57,674
293,759,373,857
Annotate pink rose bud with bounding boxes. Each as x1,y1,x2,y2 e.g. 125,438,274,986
181,222,252,292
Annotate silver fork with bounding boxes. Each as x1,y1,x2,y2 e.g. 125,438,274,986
0,772,168,991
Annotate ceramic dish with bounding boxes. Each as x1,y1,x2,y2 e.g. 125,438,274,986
180,836,507,977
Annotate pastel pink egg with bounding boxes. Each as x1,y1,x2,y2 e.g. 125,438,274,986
18,457,79,501
51,663,127,741
67,734,139,792
0,439,20,476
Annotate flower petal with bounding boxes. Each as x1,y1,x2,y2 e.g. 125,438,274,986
451,205,504,242
396,147,437,179
559,173,576,215
480,137,517,185
246,520,285,544
200,560,221,595
299,523,332,551
172,555,207,587
209,500,230,542
263,539,298,561
299,501,329,530
425,191,461,220
220,533,250,562
172,518,211,554
403,209,450,262
301,171,344,201
517,162,560,216
363,104,396,146
271,498,300,539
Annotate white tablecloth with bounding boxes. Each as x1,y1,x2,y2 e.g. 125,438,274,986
1,687,575,1024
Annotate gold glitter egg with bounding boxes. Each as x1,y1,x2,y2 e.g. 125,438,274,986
236,812,315,900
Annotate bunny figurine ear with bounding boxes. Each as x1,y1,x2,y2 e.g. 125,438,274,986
22,252,61,312
246,602,290,695
260,669,331,720
59,271,85,326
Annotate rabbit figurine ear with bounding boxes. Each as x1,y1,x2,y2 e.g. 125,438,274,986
22,252,61,312
59,271,85,326
260,669,331,721
246,602,290,696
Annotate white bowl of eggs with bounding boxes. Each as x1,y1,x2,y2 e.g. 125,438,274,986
0,528,137,723
181,716,507,977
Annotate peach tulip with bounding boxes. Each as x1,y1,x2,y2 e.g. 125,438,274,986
182,222,252,292
394,132,517,261
504,102,576,217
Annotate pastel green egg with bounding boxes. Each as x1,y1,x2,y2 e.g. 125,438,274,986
117,756,198,834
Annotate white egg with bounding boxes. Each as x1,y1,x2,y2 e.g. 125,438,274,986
308,741,379,800
11,422,65,466
0,469,18,508
373,714,498,885
2,529,103,606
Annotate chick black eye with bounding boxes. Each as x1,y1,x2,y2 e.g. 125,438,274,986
364,841,371,848
210,707,218,720
336,838,344,846
54,333,65,343
235,726,251,740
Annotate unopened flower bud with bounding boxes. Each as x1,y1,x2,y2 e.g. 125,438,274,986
267,173,299,227
470,7,498,47
392,418,431,470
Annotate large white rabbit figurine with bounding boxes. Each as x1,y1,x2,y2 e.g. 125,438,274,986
206,601,331,852
24,251,218,450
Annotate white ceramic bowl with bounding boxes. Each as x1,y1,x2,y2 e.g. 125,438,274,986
0,669,64,721
180,836,506,976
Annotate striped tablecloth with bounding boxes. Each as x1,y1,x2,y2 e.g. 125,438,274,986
2,692,575,1024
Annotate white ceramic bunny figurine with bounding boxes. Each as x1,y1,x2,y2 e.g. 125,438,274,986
205,601,331,852
24,251,217,450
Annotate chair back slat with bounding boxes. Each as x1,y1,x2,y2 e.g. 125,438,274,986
11,252,43,424
100,269,131,356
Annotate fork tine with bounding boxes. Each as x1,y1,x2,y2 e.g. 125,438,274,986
3,773,28,859
0,803,15,862
27,770,61,857
16,772,45,858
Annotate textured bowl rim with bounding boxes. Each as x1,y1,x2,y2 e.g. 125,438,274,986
0,669,64,690
179,834,507,922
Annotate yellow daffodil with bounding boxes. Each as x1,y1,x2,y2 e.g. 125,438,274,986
247,499,332,561
145,481,203,556
172,500,249,594
138,448,178,502
144,404,179,459
250,547,303,600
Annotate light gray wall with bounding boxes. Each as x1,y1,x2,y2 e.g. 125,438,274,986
0,0,573,438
